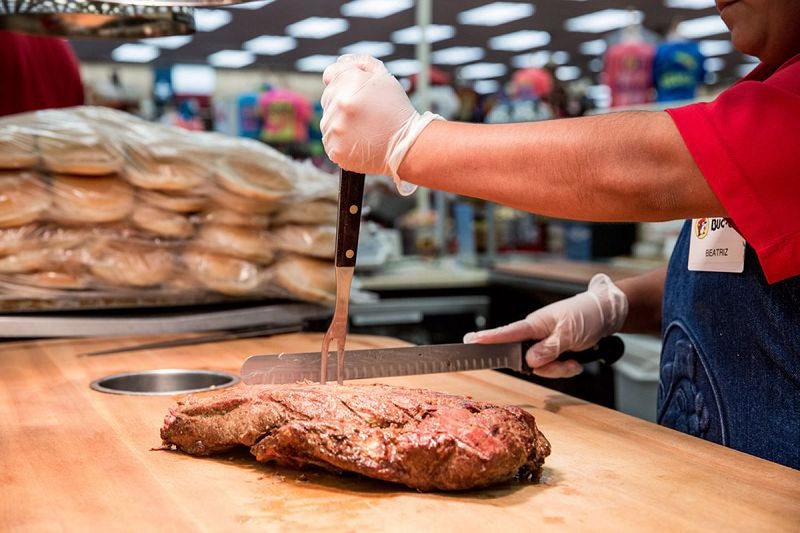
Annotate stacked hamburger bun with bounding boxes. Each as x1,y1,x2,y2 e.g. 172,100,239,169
0,130,37,169
0,106,340,305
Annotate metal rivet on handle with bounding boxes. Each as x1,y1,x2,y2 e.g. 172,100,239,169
346,249,354,259
349,205,358,215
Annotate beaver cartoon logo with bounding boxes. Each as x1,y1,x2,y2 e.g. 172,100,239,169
695,218,709,239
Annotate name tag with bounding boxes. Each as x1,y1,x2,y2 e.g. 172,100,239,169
688,217,746,273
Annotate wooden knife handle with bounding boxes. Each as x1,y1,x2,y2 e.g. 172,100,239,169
335,170,366,267
520,335,626,371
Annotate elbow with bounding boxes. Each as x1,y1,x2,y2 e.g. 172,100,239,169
598,149,712,222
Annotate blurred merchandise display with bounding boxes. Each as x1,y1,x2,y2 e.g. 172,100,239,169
653,38,706,103
67,14,713,276
564,222,637,261
258,87,312,147
236,91,261,139
603,26,657,107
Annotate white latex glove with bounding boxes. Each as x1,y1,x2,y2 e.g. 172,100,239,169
320,55,443,196
463,274,628,378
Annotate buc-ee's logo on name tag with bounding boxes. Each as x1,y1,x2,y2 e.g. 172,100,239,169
688,217,746,273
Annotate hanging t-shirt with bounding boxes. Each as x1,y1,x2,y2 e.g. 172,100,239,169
604,40,656,107
237,92,261,139
259,88,312,144
0,31,84,116
653,40,706,102
307,101,324,157
666,53,800,283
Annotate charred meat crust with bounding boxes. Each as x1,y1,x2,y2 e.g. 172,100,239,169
161,383,551,491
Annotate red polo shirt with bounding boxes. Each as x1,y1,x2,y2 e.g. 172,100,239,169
0,31,84,117
666,53,800,283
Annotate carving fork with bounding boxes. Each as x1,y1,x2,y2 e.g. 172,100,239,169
320,169,365,384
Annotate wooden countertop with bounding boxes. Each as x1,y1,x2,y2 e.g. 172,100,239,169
2,333,798,531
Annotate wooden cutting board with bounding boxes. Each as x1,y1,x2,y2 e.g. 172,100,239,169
1,332,797,532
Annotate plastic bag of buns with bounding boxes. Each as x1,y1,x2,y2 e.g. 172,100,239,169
268,225,335,259
266,254,336,306
0,106,342,310
0,128,38,170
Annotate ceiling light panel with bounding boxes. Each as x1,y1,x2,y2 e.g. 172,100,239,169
589,57,604,72
512,50,551,68
564,9,644,33
664,0,715,8
555,65,581,81
458,62,507,80
488,30,550,51
458,2,534,26
141,36,193,49
473,79,500,94
295,54,339,72
172,65,215,94
579,39,607,55
287,17,348,39
550,51,570,65
340,40,395,57
391,25,455,45
704,57,725,72
341,0,413,18
111,44,160,63
194,9,232,32
431,46,484,65
244,35,297,55
587,85,611,99
677,15,729,38
208,49,254,68
698,39,733,56
384,59,420,76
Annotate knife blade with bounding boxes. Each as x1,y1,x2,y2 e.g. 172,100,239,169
241,335,625,385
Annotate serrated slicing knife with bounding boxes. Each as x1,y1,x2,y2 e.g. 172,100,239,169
240,336,625,385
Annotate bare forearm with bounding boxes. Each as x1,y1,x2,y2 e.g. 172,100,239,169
616,267,667,335
399,112,726,222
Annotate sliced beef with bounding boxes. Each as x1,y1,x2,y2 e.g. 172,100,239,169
160,383,551,491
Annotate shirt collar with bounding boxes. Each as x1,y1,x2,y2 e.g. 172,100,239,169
741,52,800,83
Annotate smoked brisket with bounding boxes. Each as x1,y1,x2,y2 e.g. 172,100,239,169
160,383,551,491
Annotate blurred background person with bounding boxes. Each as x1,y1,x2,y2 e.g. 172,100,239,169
0,30,84,117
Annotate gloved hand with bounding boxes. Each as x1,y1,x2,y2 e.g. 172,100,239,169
320,55,443,195
463,274,628,378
